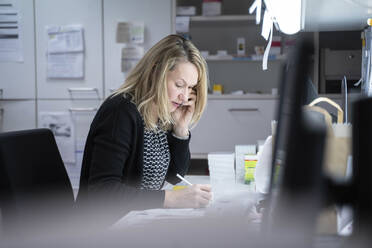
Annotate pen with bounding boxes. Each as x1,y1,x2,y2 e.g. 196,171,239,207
176,174,193,186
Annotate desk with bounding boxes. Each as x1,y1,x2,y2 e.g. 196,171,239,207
2,176,347,248
108,175,347,248
113,175,263,230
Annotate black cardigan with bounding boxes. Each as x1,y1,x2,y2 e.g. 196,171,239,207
77,94,191,221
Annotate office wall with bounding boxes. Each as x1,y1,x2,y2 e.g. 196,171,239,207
0,0,36,132
0,0,35,100
103,0,173,96
0,0,174,128
35,0,104,99
0,0,173,190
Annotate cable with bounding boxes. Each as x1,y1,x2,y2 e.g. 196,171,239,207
343,76,348,123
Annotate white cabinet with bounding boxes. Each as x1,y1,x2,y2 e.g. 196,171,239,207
0,0,175,191
37,99,101,151
0,0,35,99
37,99,101,190
0,100,36,132
190,97,277,154
35,0,104,99
103,0,173,97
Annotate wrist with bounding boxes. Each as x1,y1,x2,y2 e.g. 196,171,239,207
173,127,189,137
164,190,175,208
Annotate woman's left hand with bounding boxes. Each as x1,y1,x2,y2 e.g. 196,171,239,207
172,89,196,137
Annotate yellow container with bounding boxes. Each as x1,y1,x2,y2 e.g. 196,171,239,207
244,155,257,184
213,84,223,94
172,185,188,190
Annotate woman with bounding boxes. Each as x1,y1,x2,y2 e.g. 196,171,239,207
77,35,212,222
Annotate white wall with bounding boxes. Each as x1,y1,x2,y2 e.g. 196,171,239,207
1,0,173,132
103,0,173,96
0,0,173,189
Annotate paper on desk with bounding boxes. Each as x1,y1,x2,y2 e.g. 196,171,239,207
113,189,262,229
112,208,205,229
207,189,262,222
208,152,236,200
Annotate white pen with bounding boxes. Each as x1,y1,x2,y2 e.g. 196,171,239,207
176,173,193,186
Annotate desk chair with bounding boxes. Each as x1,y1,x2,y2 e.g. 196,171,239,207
0,128,75,233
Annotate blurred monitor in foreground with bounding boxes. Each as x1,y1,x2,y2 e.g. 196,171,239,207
263,33,328,247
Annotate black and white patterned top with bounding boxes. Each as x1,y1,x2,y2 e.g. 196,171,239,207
140,128,170,190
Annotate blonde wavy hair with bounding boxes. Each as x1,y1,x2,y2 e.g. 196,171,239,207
113,34,209,131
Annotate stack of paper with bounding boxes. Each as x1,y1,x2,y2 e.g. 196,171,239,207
208,152,235,199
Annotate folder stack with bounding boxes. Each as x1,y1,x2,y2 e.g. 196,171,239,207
208,152,235,199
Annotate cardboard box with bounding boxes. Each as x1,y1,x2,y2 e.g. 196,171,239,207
176,6,196,16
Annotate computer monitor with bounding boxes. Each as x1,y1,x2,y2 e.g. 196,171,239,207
269,34,313,191
263,34,328,244
351,97,372,239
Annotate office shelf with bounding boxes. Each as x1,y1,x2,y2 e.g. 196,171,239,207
189,15,256,22
207,94,278,100
205,54,287,62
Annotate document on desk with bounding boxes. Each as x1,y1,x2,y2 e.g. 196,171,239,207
113,189,263,230
208,152,236,200
112,208,206,229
